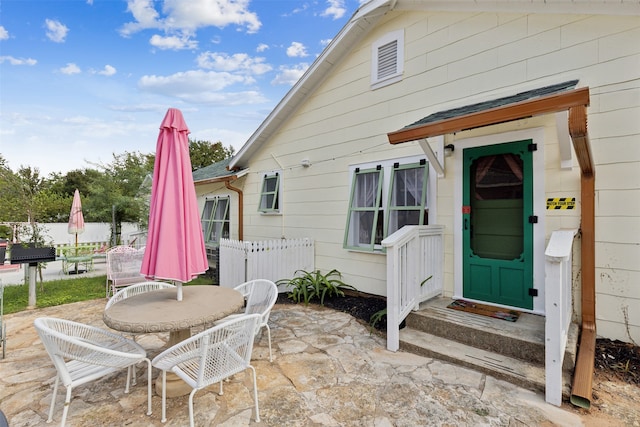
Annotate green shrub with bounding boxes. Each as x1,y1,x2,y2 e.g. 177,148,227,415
369,308,387,332
277,269,356,305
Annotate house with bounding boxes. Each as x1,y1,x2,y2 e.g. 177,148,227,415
195,0,639,407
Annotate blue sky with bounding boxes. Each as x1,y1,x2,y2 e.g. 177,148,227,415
0,0,366,175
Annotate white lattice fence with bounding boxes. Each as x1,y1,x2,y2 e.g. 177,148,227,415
219,238,314,289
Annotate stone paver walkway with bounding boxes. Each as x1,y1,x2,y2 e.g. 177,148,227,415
1,299,584,426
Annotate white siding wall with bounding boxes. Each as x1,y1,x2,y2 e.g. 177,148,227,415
241,10,640,341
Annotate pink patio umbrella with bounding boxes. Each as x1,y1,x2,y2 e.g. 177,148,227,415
68,189,85,243
141,108,208,301
68,189,86,274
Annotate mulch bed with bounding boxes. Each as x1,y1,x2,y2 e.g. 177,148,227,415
596,339,640,386
276,292,387,330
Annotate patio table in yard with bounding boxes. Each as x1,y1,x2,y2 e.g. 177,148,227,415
103,285,243,397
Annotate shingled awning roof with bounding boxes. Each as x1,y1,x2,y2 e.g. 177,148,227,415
388,80,588,147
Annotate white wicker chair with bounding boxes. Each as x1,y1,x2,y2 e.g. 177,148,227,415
152,314,262,426
216,279,278,362
105,245,146,298
106,281,175,309
105,281,175,384
34,317,152,427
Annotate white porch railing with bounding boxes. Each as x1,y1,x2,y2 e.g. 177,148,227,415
219,238,314,288
544,229,578,406
382,225,445,352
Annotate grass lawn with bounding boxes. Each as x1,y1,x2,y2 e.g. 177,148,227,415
2,275,216,315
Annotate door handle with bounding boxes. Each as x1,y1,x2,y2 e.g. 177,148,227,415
464,218,469,230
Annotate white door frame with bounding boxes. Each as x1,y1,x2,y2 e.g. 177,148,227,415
453,127,546,314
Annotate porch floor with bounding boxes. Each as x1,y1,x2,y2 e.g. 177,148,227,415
399,297,578,396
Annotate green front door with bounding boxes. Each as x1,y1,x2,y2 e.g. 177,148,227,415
462,140,534,310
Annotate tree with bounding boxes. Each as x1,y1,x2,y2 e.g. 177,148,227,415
189,140,235,171
86,151,154,244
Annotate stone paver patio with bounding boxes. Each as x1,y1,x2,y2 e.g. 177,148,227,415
1,298,584,426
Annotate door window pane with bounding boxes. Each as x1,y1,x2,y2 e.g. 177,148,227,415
471,154,523,259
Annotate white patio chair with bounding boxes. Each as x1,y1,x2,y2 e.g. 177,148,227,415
34,317,152,427
106,280,175,309
152,314,262,426
216,279,278,362
105,281,175,384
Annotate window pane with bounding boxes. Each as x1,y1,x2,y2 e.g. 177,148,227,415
392,167,423,207
354,211,374,245
260,194,275,210
353,172,379,208
264,176,277,192
202,200,214,219
214,199,227,220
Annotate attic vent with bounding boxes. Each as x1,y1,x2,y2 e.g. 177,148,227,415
377,40,397,80
371,29,404,90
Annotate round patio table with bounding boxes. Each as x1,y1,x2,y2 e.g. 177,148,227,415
103,285,243,397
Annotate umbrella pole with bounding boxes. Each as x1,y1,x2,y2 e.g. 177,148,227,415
177,282,183,301
75,233,79,275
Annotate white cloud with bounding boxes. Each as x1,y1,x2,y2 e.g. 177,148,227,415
286,42,308,58
163,0,261,33
119,0,160,36
256,43,269,53
45,19,69,43
149,33,197,50
138,69,267,104
0,56,37,66
0,26,9,40
321,0,346,20
97,65,117,76
120,0,261,37
320,38,332,47
271,63,309,86
196,52,272,75
60,63,81,75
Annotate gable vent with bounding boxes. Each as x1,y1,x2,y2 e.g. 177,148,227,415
377,40,398,80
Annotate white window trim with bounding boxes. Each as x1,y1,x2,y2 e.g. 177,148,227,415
259,169,283,215
344,155,436,253
371,29,404,90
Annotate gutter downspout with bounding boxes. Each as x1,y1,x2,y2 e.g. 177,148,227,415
568,104,596,409
225,180,243,241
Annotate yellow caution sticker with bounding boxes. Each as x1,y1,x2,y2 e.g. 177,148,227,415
546,197,576,209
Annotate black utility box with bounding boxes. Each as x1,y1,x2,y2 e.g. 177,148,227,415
10,244,56,265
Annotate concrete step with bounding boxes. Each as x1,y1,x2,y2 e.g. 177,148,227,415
399,327,573,397
404,298,578,371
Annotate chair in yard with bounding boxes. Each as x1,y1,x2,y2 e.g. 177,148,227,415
106,281,176,309
105,281,175,383
34,317,152,427
106,245,146,298
152,314,262,426
216,279,278,362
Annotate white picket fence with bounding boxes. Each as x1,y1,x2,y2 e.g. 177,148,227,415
219,238,314,289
